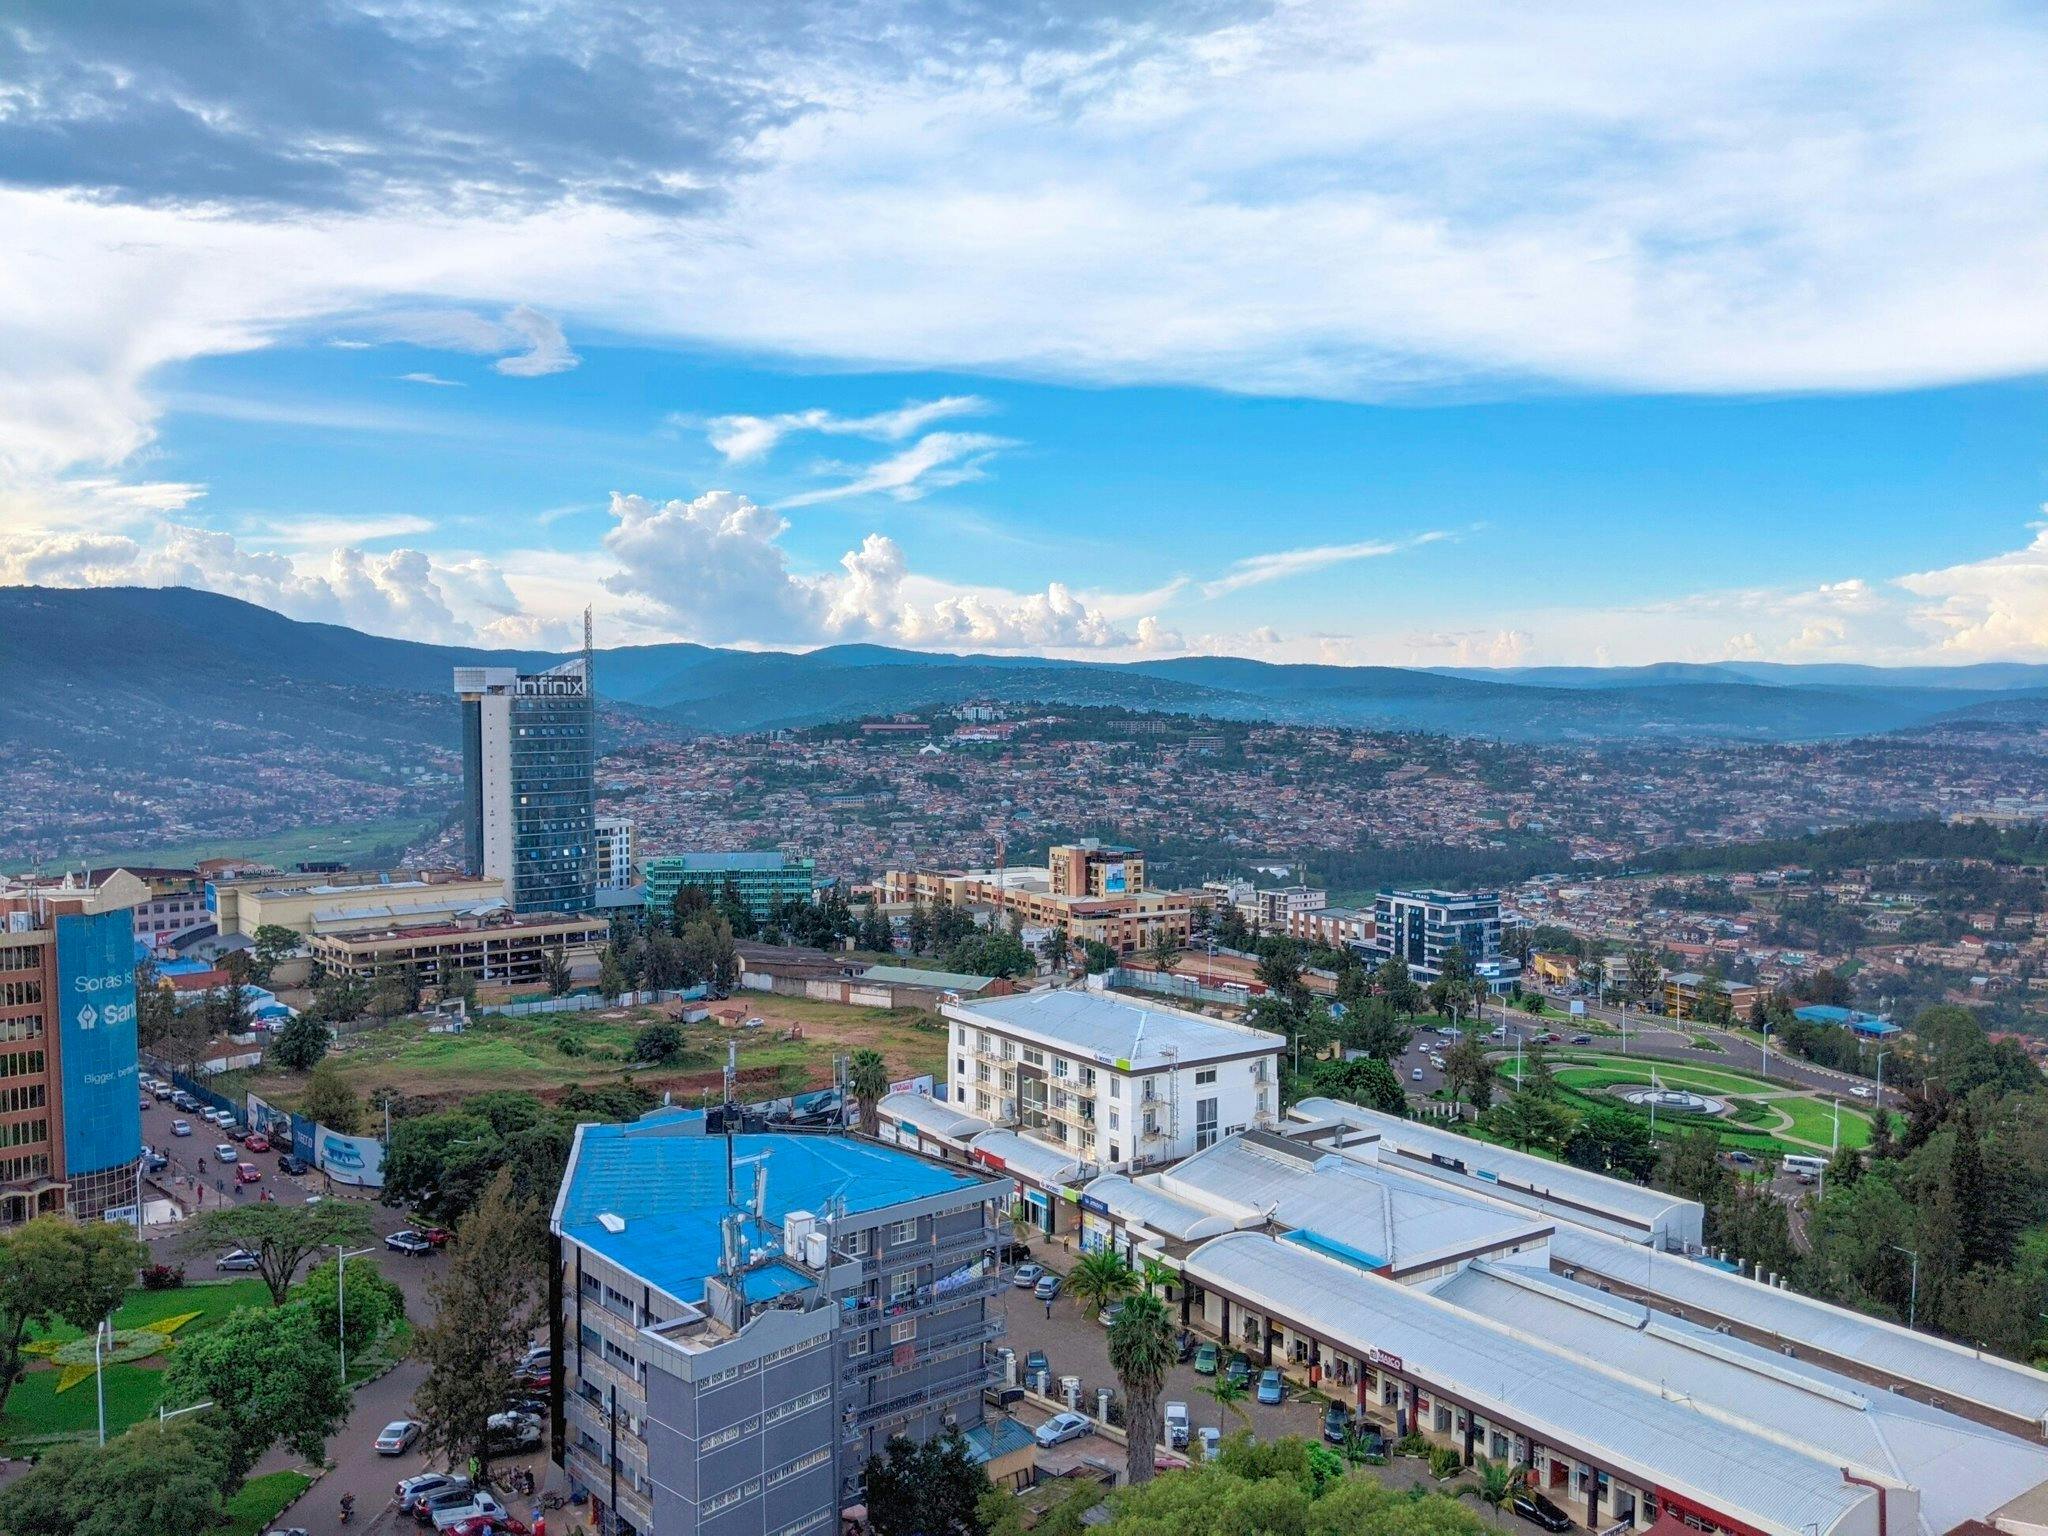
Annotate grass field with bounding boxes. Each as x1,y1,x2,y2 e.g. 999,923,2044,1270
244,992,952,1108
224,1470,315,1536
0,815,439,876
1,1279,271,1450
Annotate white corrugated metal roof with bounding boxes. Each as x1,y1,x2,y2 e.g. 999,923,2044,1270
966,1128,1084,1187
1185,1232,1870,1536
1425,1260,2048,1536
945,988,1282,1069
1079,1173,1238,1243
1290,1098,1701,1240
1552,1224,2048,1429
879,1091,990,1144
1155,1134,1547,1273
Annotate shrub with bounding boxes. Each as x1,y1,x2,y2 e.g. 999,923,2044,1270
1428,1445,1463,1479
631,1024,682,1063
554,1030,587,1057
141,1262,185,1290
1395,1432,1431,1458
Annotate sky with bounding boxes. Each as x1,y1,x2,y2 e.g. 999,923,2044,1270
4,1,2048,666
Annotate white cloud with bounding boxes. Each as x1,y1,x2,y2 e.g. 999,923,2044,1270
399,371,465,387
351,305,580,377
599,489,1149,649
1401,629,1536,667
704,396,990,463
777,431,1015,508
1202,532,1449,597
1894,521,2048,657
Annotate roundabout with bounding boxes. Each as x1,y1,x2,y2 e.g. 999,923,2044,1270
1616,1085,1726,1116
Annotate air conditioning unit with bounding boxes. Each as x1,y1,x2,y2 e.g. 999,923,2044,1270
805,1231,830,1269
785,1210,817,1253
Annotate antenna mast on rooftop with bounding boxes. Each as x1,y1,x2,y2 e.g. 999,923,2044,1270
724,1039,740,1207
582,605,594,689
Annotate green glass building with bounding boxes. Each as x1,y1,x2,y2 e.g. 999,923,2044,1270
642,851,816,922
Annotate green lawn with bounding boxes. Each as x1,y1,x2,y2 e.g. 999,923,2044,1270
1774,1094,1875,1151
0,1364,168,1447
223,1470,315,1536
1539,1053,1780,1097
27,1278,271,1346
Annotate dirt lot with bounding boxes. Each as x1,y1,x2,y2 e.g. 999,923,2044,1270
225,991,951,1111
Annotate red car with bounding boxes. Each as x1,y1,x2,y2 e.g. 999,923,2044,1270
245,1133,271,1153
447,1519,530,1536
421,1226,451,1247
235,1163,262,1185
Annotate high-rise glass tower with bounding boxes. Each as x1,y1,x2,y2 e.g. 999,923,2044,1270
453,653,596,914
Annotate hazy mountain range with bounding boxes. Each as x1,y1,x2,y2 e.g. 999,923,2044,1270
6,586,2047,759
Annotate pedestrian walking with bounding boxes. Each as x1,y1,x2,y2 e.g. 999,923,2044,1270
1043,1297,1052,1320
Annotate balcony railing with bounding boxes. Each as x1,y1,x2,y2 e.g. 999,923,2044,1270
843,1318,1004,1382
841,1371,989,1434
858,1224,999,1276
844,1272,1004,1328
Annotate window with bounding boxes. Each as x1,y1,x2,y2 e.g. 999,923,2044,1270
844,1230,871,1255
1080,1066,1096,1089
890,1217,919,1244
1107,1110,1119,1131
1108,1078,1120,1100
764,1387,830,1426
1108,1144,1120,1163
890,1270,914,1302
847,1331,870,1357
1194,1097,1219,1151
957,1057,968,1079
1052,1057,1070,1079
766,1447,831,1486
1022,1048,1044,1068
891,1319,916,1343
1194,1068,1217,1086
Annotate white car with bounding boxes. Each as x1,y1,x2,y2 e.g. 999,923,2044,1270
1198,1426,1222,1461
1850,1085,1872,1099
430,1491,507,1530
375,1419,422,1455
214,1142,238,1163
1035,1411,1091,1448
170,1119,193,1137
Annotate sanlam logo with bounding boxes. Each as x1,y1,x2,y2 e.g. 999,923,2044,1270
73,999,134,1032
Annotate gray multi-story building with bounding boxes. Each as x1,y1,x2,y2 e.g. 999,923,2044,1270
1360,887,1520,993
454,658,597,914
549,1109,1006,1536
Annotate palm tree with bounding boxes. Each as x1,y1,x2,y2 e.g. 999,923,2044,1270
1038,925,1071,974
1107,1292,1176,1484
1065,1249,1138,1317
1206,1369,1249,1435
848,1048,889,1137
1462,1458,1526,1523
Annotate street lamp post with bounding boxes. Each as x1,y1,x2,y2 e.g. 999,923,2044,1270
160,1397,213,1428
336,1243,376,1382
1875,1050,1890,1118
94,1318,110,1446
1892,1244,1920,1331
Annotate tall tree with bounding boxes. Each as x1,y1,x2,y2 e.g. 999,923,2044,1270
1441,1035,1496,1110
268,1011,331,1073
863,1429,990,1536
185,1200,373,1307
848,1048,890,1136
1149,931,1184,973
1626,949,1663,1009
1066,1250,1139,1317
1038,924,1071,972
1107,1291,1176,1485
540,941,575,997
300,1058,362,1132
0,1420,230,1536
250,924,302,985
296,1250,407,1363
414,1169,546,1478
0,1218,142,1414
162,1300,351,1481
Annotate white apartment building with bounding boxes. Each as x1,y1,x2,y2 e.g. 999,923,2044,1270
1256,884,1327,926
594,814,636,891
939,988,1284,1175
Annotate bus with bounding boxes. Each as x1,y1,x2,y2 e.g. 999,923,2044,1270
1782,1154,1827,1176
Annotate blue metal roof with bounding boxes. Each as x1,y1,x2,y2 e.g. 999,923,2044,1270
739,1262,814,1302
556,1119,988,1303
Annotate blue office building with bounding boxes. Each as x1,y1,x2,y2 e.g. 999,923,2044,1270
550,1111,1005,1536
455,659,597,914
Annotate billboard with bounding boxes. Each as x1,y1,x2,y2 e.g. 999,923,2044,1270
1103,862,1127,894
54,910,142,1178
317,1127,385,1188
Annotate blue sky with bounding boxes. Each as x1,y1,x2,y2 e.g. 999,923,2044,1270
5,2,2048,664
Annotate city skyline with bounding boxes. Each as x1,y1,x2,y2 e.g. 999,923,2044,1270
4,3,2048,666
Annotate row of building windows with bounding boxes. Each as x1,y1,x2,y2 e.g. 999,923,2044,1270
765,1447,830,1488
702,1477,761,1516
0,946,44,972
774,1511,833,1536
0,1051,47,1080
0,1018,44,1044
0,1084,47,1114
700,1416,758,1454
0,1152,51,1182
0,981,42,1007
762,1386,830,1427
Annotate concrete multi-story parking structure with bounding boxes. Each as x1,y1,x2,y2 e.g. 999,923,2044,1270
549,1110,1006,1536
0,884,143,1223
305,910,607,987
940,988,1283,1199
454,657,597,915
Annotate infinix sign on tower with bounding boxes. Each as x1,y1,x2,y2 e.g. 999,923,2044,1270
454,652,598,915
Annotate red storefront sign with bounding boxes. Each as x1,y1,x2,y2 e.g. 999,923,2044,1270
1653,1487,1765,1536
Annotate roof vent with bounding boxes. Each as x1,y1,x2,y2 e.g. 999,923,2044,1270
598,1212,626,1233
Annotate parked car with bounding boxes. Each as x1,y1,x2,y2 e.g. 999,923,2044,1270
1571,1034,1594,1045
1197,1426,1222,1461
143,1148,168,1172
1322,1402,1352,1444
1192,1341,1220,1375
245,1133,271,1153
1012,1263,1045,1289
512,1366,551,1392
1173,1330,1197,1363
486,1411,543,1452
421,1226,451,1247
278,1153,309,1175
502,1395,548,1419
1022,1349,1050,1383
1098,1301,1125,1328
995,1240,1033,1266
1034,1411,1091,1448
386,1230,433,1256
1512,1491,1575,1532
397,1472,467,1509
375,1419,422,1456
1163,1401,1190,1450
1033,1274,1062,1301
171,1119,193,1137
447,1519,530,1536
427,1489,507,1529
1728,1150,1756,1166
214,1142,238,1163
151,1083,174,1100
217,1248,260,1272
1256,1367,1284,1405
1223,1354,1251,1388
236,1163,262,1185
1411,1068,1424,1082
227,1123,250,1142
1850,1085,1872,1099
140,1095,152,1111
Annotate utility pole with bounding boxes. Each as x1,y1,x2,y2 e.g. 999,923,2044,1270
1892,1244,1920,1331
336,1243,375,1382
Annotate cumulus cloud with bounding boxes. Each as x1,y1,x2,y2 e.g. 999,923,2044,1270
1894,522,2048,657
704,396,991,463
599,489,1149,649
1402,629,1535,668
